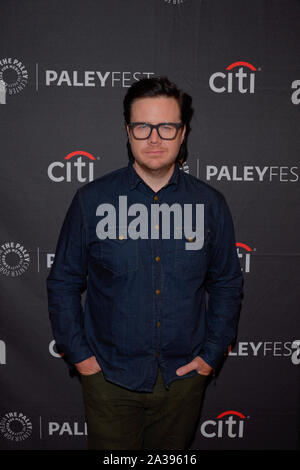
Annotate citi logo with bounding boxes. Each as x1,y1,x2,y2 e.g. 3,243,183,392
209,61,257,94
49,340,64,358
47,150,97,183
236,242,252,273
200,410,248,438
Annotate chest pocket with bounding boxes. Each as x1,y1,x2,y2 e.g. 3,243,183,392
93,233,139,276
174,228,210,277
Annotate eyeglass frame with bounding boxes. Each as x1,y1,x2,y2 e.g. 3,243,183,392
128,122,184,140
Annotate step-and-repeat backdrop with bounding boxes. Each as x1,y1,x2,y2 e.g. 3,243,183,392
0,0,299,450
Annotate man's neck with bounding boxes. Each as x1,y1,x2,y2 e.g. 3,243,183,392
133,161,175,193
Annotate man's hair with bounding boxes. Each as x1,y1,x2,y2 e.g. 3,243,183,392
123,76,193,163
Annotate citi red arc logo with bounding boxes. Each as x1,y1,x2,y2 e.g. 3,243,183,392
200,410,248,438
209,60,257,94
226,61,257,71
217,410,246,419
236,242,252,252
47,150,97,183
236,242,253,273
65,150,96,161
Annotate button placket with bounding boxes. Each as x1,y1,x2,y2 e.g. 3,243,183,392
153,192,161,359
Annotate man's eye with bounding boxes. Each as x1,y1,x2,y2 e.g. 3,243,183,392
136,124,148,129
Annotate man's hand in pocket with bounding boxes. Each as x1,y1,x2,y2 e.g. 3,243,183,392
75,356,102,376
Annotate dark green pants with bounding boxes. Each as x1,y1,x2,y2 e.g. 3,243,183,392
81,366,207,450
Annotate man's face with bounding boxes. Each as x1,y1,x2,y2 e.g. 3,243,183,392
126,96,186,172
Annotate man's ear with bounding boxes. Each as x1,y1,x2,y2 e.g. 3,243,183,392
181,124,186,144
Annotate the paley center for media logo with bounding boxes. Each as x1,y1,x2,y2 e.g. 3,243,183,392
0,242,30,277
0,58,28,104
0,412,32,442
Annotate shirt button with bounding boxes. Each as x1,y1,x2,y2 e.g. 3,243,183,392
155,289,161,295
154,195,159,201
155,351,160,358
155,256,160,262
157,321,160,327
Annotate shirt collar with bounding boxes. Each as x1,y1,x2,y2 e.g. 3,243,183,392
128,159,181,191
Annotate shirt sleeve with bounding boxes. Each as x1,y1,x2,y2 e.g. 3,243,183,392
46,189,94,365
199,194,244,370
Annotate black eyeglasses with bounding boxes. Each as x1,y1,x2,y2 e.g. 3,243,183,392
129,122,184,140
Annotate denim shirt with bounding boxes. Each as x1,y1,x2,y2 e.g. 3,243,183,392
46,160,243,392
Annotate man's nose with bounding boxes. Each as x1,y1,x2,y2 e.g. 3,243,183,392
148,127,162,144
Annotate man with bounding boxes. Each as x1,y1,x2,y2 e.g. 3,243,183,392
47,76,243,450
